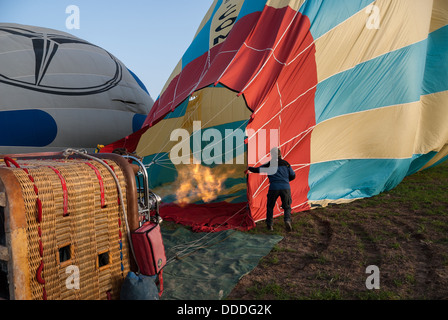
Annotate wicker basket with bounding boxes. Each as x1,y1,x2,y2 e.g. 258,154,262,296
0,153,139,300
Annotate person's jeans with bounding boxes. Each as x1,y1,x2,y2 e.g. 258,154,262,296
266,189,292,227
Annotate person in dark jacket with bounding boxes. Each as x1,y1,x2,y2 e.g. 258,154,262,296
247,148,295,231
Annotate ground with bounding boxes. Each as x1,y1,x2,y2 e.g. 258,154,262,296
227,161,448,300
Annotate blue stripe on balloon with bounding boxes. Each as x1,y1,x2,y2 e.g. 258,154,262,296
182,0,266,68
182,0,223,67
235,0,266,24
315,38,428,124
405,152,437,176
162,97,189,120
127,68,150,95
307,158,413,201
300,0,374,39
422,25,448,95
0,109,57,147
132,114,147,132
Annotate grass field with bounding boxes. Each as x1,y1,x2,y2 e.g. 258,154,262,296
227,160,448,300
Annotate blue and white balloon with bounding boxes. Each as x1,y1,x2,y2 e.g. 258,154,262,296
0,23,154,154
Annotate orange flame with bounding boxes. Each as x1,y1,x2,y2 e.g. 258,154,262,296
175,164,235,205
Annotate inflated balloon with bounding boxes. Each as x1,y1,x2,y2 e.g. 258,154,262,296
0,23,154,154
103,0,448,231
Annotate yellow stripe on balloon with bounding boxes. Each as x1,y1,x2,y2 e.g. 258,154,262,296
310,101,421,163
315,0,433,83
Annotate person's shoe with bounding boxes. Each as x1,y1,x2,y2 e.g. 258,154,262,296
285,221,293,232
267,225,274,231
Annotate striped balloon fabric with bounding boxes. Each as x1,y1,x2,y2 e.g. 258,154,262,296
104,0,448,230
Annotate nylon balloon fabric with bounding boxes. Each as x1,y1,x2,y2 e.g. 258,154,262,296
103,0,448,231
0,23,154,154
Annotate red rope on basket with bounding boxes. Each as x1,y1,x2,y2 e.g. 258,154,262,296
85,162,106,208
3,157,21,168
48,166,69,217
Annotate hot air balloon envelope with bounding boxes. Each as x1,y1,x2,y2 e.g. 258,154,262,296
0,23,154,154
103,0,448,232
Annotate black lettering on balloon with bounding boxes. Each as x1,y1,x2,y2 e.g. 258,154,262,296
213,3,238,46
